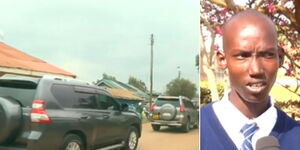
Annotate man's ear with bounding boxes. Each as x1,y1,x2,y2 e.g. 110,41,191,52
277,46,285,67
216,50,227,69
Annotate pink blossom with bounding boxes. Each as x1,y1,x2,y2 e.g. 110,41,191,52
266,3,276,14
279,42,285,47
213,45,220,51
279,20,286,26
210,15,216,22
215,27,223,35
220,8,228,15
288,63,294,70
285,63,294,76
280,0,287,5
284,70,292,76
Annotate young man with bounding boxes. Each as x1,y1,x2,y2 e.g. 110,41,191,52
201,9,300,150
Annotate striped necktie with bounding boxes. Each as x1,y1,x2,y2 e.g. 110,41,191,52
240,123,259,150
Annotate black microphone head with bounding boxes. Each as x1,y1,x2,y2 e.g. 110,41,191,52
256,136,280,150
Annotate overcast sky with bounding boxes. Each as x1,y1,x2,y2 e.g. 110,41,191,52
0,0,199,93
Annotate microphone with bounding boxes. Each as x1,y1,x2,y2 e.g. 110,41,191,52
256,136,280,150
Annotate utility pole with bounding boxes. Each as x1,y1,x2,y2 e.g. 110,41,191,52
149,34,154,106
177,66,181,79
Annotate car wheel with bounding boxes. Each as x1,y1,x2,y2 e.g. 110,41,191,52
151,124,161,131
182,119,190,133
123,127,139,150
61,134,84,150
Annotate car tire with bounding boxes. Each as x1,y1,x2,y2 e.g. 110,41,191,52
151,124,161,131
0,97,22,144
61,134,84,150
122,126,139,150
182,118,190,133
159,104,176,121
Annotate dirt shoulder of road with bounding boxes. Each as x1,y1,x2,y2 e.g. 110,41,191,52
137,122,199,150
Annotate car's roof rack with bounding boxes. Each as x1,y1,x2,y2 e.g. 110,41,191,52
42,75,92,85
157,95,190,100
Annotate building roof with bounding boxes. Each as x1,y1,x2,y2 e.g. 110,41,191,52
121,83,150,99
97,79,150,99
98,79,127,89
0,42,76,78
107,88,143,101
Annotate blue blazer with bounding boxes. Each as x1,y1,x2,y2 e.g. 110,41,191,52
200,103,300,150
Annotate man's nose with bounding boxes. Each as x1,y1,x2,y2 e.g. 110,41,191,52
248,57,264,77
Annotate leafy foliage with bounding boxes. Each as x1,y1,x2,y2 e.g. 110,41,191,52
128,76,147,92
275,100,300,109
102,73,117,81
165,78,197,99
200,87,211,106
200,83,224,106
275,100,300,119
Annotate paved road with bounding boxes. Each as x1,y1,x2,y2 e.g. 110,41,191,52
137,122,199,150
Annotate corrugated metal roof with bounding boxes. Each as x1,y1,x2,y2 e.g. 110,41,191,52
124,83,150,99
97,79,150,99
0,42,76,78
98,79,125,89
107,88,143,101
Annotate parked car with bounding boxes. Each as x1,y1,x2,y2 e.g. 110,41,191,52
0,75,141,150
149,95,199,132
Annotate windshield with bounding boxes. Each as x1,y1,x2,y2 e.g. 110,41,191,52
155,98,180,107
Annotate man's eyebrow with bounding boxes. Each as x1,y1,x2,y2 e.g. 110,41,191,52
231,49,252,53
259,48,277,52
232,48,277,52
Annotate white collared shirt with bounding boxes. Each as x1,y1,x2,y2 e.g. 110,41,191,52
212,91,277,150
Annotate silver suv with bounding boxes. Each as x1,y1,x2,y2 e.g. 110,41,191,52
149,96,198,132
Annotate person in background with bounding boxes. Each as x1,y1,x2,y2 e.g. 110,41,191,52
136,102,143,119
201,9,300,150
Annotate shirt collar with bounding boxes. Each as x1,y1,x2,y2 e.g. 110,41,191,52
213,90,277,149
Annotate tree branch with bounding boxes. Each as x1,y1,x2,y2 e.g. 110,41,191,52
209,0,245,12
254,0,264,9
285,51,300,69
294,0,300,32
275,5,300,33
279,83,300,97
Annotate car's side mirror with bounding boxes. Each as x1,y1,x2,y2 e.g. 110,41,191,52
121,103,129,111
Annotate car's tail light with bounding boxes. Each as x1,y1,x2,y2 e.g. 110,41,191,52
31,100,51,123
180,105,185,112
150,104,155,112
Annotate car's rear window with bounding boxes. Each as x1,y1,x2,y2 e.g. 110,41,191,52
155,98,180,107
0,80,37,107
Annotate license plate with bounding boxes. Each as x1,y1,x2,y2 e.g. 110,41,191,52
152,114,160,120
162,113,171,117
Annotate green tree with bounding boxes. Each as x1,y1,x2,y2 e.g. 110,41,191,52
93,73,117,85
102,73,117,81
128,76,147,92
165,78,197,99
